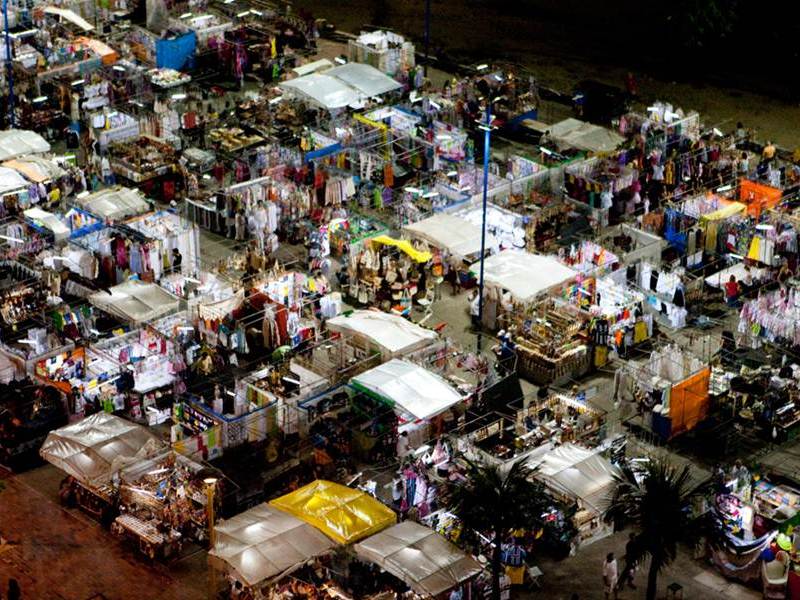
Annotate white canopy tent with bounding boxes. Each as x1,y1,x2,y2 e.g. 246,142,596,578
89,280,180,323
24,207,71,241
402,213,497,258
280,74,360,110
350,359,463,421
354,521,483,597
470,250,577,303
72,186,150,220
527,443,620,515
43,6,94,31
327,310,437,358
280,63,402,110
0,166,32,195
326,63,403,97
3,155,65,182
39,413,162,484
0,130,51,161
291,58,333,77
549,118,625,153
209,503,337,588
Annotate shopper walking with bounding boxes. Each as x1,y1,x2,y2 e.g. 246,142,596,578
603,553,618,600
724,275,741,307
7,578,21,600
618,532,638,590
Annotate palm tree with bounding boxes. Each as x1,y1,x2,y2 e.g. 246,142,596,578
605,459,704,600
448,458,548,600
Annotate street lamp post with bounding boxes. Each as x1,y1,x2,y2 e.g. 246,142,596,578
423,0,430,77
205,477,218,600
476,100,493,353
2,0,15,127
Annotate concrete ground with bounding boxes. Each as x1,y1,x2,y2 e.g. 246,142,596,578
0,466,208,600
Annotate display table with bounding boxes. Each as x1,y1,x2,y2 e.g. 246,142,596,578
112,514,181,559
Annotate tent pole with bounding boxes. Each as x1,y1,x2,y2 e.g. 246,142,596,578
2,0,14,127
476,101,492,353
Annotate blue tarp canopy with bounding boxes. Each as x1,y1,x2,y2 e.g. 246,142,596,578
156,32,196,71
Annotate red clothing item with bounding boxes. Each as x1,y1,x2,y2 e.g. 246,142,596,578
724,280,739,298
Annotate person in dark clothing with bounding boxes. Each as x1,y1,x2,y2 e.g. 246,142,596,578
172,248,183,273
8,578,21,600
618,533,638,590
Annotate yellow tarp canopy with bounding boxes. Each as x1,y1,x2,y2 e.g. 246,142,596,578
269,480,396,544
370,235,432,263
699,201,746,223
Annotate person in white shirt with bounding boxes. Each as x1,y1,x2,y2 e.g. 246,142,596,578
603,553,618,599
396,431,411,458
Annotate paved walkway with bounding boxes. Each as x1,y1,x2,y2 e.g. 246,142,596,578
531,529,761,600
0,467,207,600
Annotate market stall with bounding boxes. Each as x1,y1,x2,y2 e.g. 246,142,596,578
124,210,200,276
347,236,433,314
108,136,180,200
548,118,625,154
564,156,638,226
0,130,51,161
209,503,337,591
269,479,396,544
527,443,620,546
325,310,438,361
402,212,498,259
739,179,783,218
353,521,482,597
113,449,215,557
507,298,591,385
616,344,711,440
87,312,193,424
39,413,163,519
88,280,180,324
351,359,464,422
71,186,151,221
347,30,415,76
469,250,578,334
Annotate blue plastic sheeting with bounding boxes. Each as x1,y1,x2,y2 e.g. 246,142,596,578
156,32,196,71
305,143,343,162
507,109,539,128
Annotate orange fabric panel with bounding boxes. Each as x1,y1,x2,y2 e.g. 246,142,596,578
669,366,710,437
738,179,782,218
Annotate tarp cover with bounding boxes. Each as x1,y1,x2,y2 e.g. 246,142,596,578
24,207,71,240
403,213,497,258
89,280,180,323
350,359,463,421
39,413,162,484
73,186,150,220
43,6,93,31
354,521,482,596
3,155,65,182
326,63,403,97
470,250,577,302
326,310,437,357
549,118,624,153
156,31,196,71
292,58,333,77
270,480,396,544
370,235,432,263
527,443,620,514
0,130,50,161
0,167,31,194
699,201,746,222
209,503,336,587
280,74,360,110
